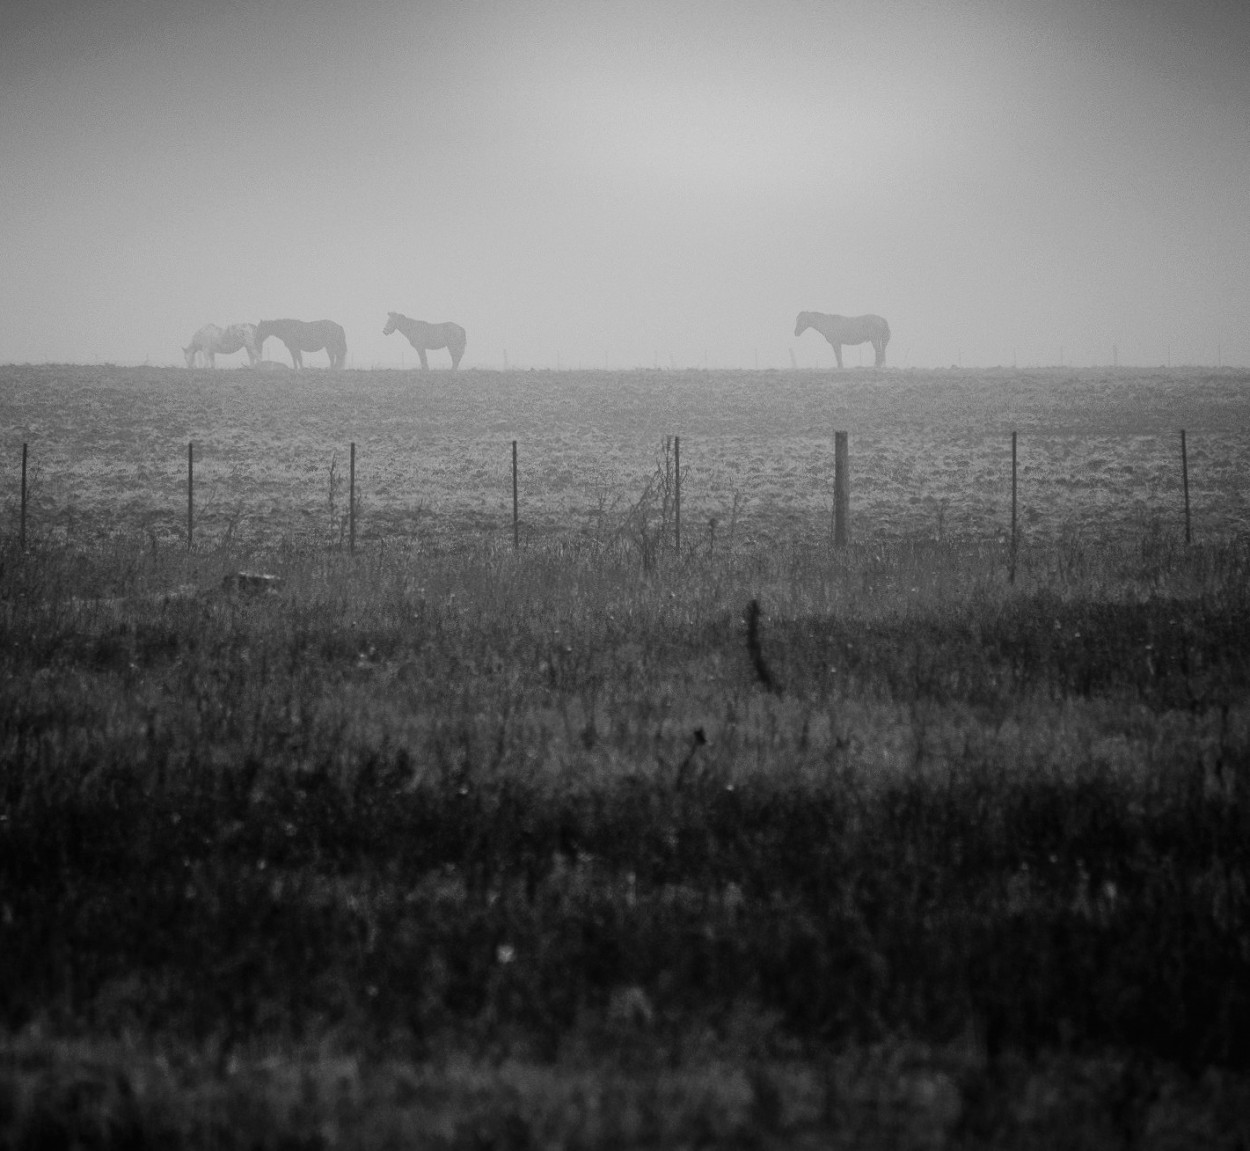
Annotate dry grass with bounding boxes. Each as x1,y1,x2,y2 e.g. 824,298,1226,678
4,364,1249,551
3,364,1250,1146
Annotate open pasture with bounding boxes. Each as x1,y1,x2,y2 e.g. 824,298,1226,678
4,364,1249,551
4,363,1250,1146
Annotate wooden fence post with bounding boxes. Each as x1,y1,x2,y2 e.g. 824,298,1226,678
187,442,194,551
20,442,27,551
674,435,681,555
349,441,356,554
833,431,849,548
1010,431,1018,583
512,440,519,550
1180,429,1191,545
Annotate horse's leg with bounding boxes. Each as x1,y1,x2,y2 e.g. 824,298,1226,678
419,349,429,370
834,343,844,369
287,342,302,369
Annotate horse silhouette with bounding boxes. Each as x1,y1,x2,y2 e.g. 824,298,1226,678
795,312,891,368
254,319,347,369
383,312,466,369
183,323,260,367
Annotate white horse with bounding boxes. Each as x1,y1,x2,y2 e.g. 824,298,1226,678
183,324,222,368
795,312,891,367
219,323,260,366
183,322,260,367
383,312,466,369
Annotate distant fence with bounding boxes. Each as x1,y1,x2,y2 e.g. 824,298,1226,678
8,429,1209,562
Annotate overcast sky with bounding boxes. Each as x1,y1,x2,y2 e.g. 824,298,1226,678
2,0,1248,369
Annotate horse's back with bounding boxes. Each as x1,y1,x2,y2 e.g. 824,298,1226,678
255,319,296,345
191,323,222,347
801,311,889,339
258,318,341,350
218,323,257,354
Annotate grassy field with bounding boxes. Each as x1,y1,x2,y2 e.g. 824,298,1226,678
2,364,1249,1147
5,363,1250,550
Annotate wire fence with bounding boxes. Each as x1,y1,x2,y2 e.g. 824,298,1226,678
6,427,1234,561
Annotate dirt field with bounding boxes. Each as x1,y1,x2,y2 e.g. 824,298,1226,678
3,363,1248,549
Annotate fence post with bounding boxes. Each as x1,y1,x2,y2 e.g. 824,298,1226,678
833,431,849,548
1180,429,1191,545
187,442,194,551
674,435,681,555
512,440,519,550
1010,431,1018,583
20,442,27,551
349,441,356,554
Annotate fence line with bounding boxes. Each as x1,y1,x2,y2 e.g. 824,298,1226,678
11,431,1213,562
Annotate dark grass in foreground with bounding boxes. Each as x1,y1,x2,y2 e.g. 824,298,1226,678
2,531,1249,1147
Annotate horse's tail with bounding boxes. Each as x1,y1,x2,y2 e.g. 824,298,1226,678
448,324,466,366
881,317,891,344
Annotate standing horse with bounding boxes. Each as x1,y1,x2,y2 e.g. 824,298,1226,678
182,323,260,367
795,312,891,368
383,312,466,369
254,319,347,369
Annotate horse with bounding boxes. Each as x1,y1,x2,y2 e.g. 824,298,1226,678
183,324,223,368
254,319,347,369
383,312,466,369
182,322,260,367
795,312,891,368
218,322,260,366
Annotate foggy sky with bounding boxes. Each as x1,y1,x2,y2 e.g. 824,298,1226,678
2,0,1248,369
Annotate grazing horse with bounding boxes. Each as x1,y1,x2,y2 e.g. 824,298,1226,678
383,312,466,369
183,324,223,368
183,322,260,367
795,311,891,367
218,322,260,366
254,318,347,369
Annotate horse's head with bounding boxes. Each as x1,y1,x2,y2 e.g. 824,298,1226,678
183,345,196,368
253,321,271,348
382,312,399,336
794,312,812,337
